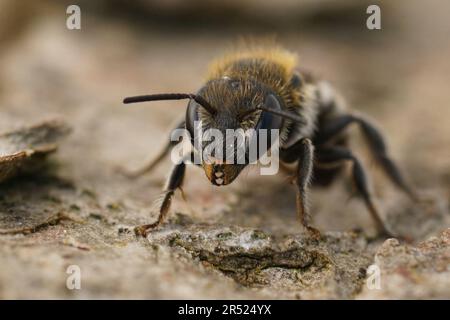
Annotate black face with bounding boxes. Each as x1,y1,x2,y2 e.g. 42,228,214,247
185,78,284,186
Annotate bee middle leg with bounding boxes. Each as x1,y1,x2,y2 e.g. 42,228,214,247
315,114,417,200
281,138,321,239
134,154,189,237
316,146,394,238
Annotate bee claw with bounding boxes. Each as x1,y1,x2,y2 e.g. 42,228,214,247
134,226,150,237
306,226,322,240
131,222,162,237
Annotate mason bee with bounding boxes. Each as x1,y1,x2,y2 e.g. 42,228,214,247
123,45,416,238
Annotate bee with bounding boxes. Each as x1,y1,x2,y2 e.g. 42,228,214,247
123,45,416,238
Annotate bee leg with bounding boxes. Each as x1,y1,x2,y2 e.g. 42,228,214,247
283,138,321,239
316,114,417,201
121,120,185,179
134,157,187,237
356,116,418,201
123,141,178,179
316,146,394,238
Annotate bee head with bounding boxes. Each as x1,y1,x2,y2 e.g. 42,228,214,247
186,78,288,186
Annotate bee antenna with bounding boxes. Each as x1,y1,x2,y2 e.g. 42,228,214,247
123,93,216,115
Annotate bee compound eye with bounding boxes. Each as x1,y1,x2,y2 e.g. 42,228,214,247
186,100,201,146
258,94,283,131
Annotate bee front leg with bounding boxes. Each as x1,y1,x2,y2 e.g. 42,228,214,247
134,157,187,237
282,138,321,239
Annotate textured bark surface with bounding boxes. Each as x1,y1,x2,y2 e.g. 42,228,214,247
0,0,449,299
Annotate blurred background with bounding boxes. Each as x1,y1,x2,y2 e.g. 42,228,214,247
0,0,449,299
